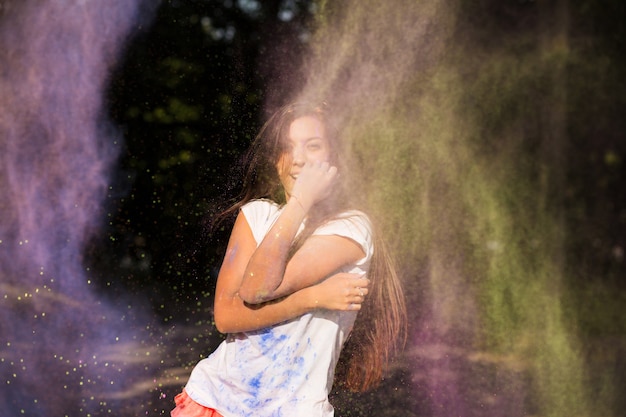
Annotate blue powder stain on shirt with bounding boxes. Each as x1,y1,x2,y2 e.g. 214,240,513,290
242,383,276,413
256,328,288,355
238,326,317,414
243,372,276,411
249,372,262,391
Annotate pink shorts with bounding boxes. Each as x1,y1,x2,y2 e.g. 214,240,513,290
171,389,224,417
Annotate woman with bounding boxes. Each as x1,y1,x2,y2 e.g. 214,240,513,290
172,102,406,417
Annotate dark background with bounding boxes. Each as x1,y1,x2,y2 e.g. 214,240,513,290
98,0,626,325
99,0,626,322
88,0,624,415
96,0,313,320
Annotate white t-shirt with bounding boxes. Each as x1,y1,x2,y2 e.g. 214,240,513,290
184,199,373,417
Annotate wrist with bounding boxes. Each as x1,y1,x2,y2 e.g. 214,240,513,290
289,194,310,213
299,286,321,311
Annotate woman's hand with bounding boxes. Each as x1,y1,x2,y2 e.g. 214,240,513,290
309,273,370,311
290,161,338,211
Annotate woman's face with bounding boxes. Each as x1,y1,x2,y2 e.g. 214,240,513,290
276,115,331,197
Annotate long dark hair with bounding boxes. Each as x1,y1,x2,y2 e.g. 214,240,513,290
217,102,342,220
219,102,407,392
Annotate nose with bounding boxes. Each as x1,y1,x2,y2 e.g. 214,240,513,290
292,145,305,166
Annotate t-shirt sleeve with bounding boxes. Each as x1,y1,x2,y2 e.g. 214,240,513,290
313,211,374,266
240,199,278,245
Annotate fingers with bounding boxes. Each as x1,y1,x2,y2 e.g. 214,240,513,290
355,277,370,290
302,160,337,177
353,286,367,302
316,161,337,174
291,161,338,207
347,275,369,311
317,272,369,312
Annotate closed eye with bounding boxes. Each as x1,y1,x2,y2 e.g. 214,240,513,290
306,139,324,150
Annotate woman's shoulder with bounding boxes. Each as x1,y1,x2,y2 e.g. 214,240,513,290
240,198,282,230
335,209,372,228
315,210,373,239
313,210,374,263
241,198,281,212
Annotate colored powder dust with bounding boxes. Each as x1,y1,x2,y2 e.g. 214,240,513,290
280,0,620,416
1,0,622,416
0,1,173,416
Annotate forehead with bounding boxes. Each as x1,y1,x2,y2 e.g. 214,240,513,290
287,115,326,142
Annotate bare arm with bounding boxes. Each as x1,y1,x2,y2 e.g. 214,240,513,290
213,212,369,333
238,161,365,304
